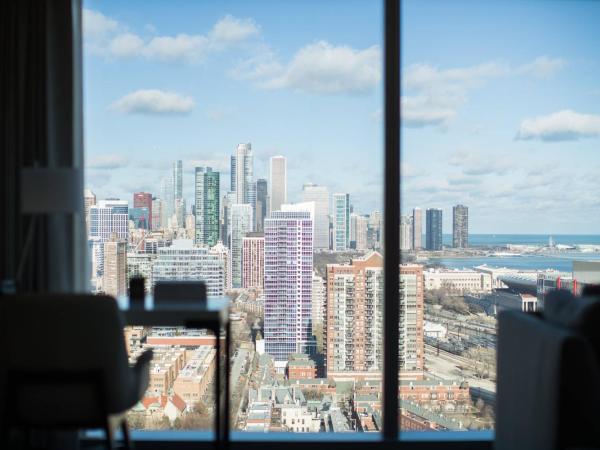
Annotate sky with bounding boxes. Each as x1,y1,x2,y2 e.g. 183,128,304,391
84,0,600,234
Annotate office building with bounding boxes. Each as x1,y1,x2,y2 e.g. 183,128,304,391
367,211,382,250
84,189,96,229
89,199,129,278
194,167,220,247
326,253,424,374
129,207,149,229
350,213,369,251
452,204,468,248
424,269,492,292
230,204,253,288
269,156,287,212
160,175,175,227
255,178,268,233
242,232,264,289
412,207,422,250
302,183,329,250
264,210,314,363
103,236,127,298
133,192,153,229
333,193,350,251
425,208,443,251
230,143,255,224
400,215,413,251
152,239,225,296
151,197,162,230
173,160,183,202
127,253,155,290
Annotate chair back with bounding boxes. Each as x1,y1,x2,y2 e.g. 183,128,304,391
0,294,131,426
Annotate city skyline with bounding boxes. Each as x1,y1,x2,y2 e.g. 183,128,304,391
84,1,600,234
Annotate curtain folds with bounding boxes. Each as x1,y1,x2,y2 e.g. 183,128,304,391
0,0,86,293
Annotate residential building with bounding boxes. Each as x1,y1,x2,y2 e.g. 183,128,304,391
452,204,468,248
103,236,127,298
160,175,175,228
302,183,329,250
412,208,422,250
326,253,424,374
194,167,220,247
333,193,350,251
269,156,287,212
242,232,265,289
127,253,155,290
89,199,128,278
84,188,96,230
367,211,382,250
264,210,314,364
425,208,443,251
350,213,369,251
152,239,225,296
151,197,162,230
210,241,231,290
230,204,253,288
287,354,317,380
312,273,326,353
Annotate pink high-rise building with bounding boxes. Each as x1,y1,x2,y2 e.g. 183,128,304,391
134,192,153,229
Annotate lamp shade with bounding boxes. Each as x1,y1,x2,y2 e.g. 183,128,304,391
20,168,82,214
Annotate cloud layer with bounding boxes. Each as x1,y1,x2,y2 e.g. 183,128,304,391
110,90,195,115
402,57,565,128
234,41,381,95
87,154,129,170
84,10,259,63
516,110,600,141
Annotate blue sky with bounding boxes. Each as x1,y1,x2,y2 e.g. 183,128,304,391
84,0,600,233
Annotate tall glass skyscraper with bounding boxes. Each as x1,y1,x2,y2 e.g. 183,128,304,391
269,155,287,212
230,143,255,226
255,178,268,232
194,167,220,247
333,193,350,251
302,183,329,250
264,210,314,364
425,208,443,251
452,204,469,248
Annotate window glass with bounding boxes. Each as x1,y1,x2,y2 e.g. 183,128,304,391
401,0,600,432
83,0,384,434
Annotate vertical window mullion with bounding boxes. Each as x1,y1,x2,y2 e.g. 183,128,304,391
383,0,400,441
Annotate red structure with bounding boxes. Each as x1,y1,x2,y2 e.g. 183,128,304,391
134,192,153,229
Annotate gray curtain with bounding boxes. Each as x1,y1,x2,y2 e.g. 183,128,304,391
0,0,87,294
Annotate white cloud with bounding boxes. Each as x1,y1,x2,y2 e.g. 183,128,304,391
110,90,195,115
402,57,566,129
237,41,381,95
83,9,118,38
517,56,566,78
209,15,260,48
449,151,515,176
84,10,259,63
87,154,129,170
516,110,600,142
109,33,144,58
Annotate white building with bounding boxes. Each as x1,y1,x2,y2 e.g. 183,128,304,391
210,241,231,290
412,207,422,250
230,143,255,224
230,204,253,288
400,215,413,251
264,210,314,362
302,183,329,250
424,269,492,293
152,239,225,296
269,156,287,213
350,213,368,251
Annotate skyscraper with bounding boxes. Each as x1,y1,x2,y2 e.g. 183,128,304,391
173,160,183,201
89,200,129,280
399,264,425,371
255,178,268,232
333,193,350,251
230,143,255,217
195,167,220,247
230,204,253,288
84,189,96,230
103,236,127,298
400,215,413,251
269,156,287,212
151,197,162,230
133,192,153,229
302,183,329,250
412,207,422,250
242,232,264,289
160,175,174,227
453,204,469,248
426,208,443,251
264,210,314,364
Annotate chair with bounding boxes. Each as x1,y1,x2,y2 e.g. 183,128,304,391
0,294,153,449
496,290,600,450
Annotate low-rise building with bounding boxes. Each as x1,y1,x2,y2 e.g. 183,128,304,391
424,269,492,293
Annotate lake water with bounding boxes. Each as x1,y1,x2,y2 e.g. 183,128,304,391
441,234,600,247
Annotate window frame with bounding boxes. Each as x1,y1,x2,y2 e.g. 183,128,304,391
77,0,494,447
